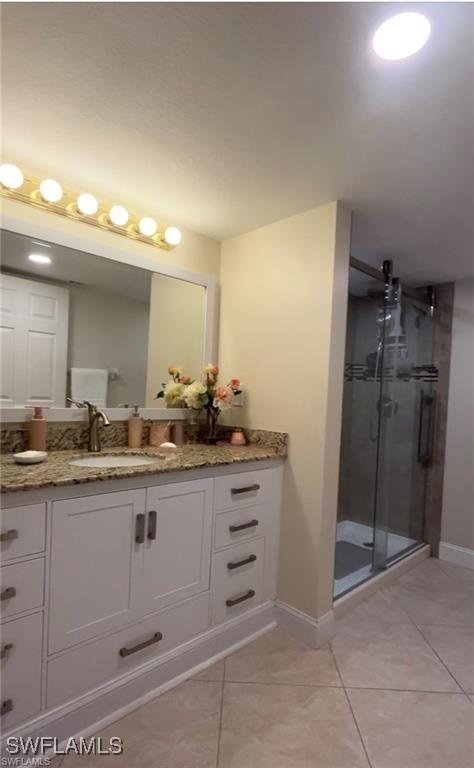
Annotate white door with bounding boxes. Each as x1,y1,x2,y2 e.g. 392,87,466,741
143,479,213,614
48,489,146,653
0,273,69,407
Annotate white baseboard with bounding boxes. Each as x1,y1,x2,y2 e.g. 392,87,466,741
439,541,474,570
275,600,335,648
1,602,276,755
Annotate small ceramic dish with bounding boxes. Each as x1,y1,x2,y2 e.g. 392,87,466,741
13,450,48,465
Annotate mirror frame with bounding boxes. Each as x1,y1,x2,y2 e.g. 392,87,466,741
0,212,218,422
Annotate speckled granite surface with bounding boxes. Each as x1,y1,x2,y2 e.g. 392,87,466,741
0,440,287,494
1,421,288,454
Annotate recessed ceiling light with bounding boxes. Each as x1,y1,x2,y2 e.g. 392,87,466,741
29,253,52,265
373,12,431,61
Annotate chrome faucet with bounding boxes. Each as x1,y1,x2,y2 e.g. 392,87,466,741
67,398,110,452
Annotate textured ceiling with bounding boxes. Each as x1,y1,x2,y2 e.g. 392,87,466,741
2,2,473,284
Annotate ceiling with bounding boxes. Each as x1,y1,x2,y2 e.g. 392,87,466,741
2,3,473,285
0,230,151,303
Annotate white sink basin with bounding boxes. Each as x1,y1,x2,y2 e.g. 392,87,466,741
70,455,160,468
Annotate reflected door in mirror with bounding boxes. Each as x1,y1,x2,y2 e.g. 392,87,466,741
0,274,69,407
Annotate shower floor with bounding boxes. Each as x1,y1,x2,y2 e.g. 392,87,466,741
334,520,417,597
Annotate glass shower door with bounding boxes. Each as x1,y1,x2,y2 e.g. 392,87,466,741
372,275,435,569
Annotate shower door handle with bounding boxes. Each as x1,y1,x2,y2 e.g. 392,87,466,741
417,390,436,466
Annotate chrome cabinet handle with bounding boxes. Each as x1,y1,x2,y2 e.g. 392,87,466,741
119,631,162,658
227,554,257,571
0,699,13,717
226,589,256,607
0,643,13,660
229,519,259,533
135,513,145,544
147,510,157,541
231,484,260,495
0,530,18,543
0,587,16,601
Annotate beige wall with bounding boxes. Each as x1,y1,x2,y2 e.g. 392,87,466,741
145,274,205,406
441,278,474,551
219,202,351,618
68,286,149,407
1,198,221,281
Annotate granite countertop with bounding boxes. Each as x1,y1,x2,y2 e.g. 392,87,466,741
0,442,286,493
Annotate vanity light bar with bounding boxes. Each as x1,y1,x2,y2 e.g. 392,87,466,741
0,164,182,250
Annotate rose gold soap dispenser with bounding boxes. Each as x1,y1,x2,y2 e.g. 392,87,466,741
128,405,144,448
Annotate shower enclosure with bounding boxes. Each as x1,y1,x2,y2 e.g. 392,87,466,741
334,259,435,597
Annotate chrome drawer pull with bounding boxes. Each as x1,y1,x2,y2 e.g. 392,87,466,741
0,529,18,543
229,519,259,533
147,510,157,541
119,631,163,658
0,587,16,601
227,554,257,571
135,513,145,544
231,484,260,495
226,589,256,608
1,699,13,717
0,643,13,660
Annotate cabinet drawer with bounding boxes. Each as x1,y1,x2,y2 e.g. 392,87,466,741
214,502,272,551
211,538,265,626
0,504,46,563
214,469,273,511
0,612,43,731
0,558,45,621
46,592,210,709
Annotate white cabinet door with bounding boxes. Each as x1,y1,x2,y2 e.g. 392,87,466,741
142,479,213,614
0,273,69,407
49,489,145,653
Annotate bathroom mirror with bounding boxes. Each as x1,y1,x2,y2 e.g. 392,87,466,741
0,228,210,411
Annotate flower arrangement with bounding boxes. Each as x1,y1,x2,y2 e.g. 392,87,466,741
156,364,242,441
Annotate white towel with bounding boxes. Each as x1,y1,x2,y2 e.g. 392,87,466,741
70,368,108,408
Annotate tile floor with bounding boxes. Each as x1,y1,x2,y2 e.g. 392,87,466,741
58,557,473,768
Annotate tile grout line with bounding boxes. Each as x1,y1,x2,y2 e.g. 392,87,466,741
413,623,470,695
212,679,344,689
381,568,471,695
215,657,226,768
329,644,374,768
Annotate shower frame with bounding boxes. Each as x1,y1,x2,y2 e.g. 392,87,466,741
334,256,436,598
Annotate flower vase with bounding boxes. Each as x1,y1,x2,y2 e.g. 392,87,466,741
205,407,220,444
186,408,200,444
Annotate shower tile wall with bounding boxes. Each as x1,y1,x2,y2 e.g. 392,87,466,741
338,293,436,540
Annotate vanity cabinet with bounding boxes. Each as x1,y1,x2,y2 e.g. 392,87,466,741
48,479,213,654
143,479,212,614
49,489,146,653
0,461,282,744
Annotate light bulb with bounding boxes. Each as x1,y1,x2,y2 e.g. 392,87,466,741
77,192,99,216
40,178,63,203
373,13,431,61
29,253,51,265
109,205,129,227
0,163,24,189
164,226,182,246
138,217,158,237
